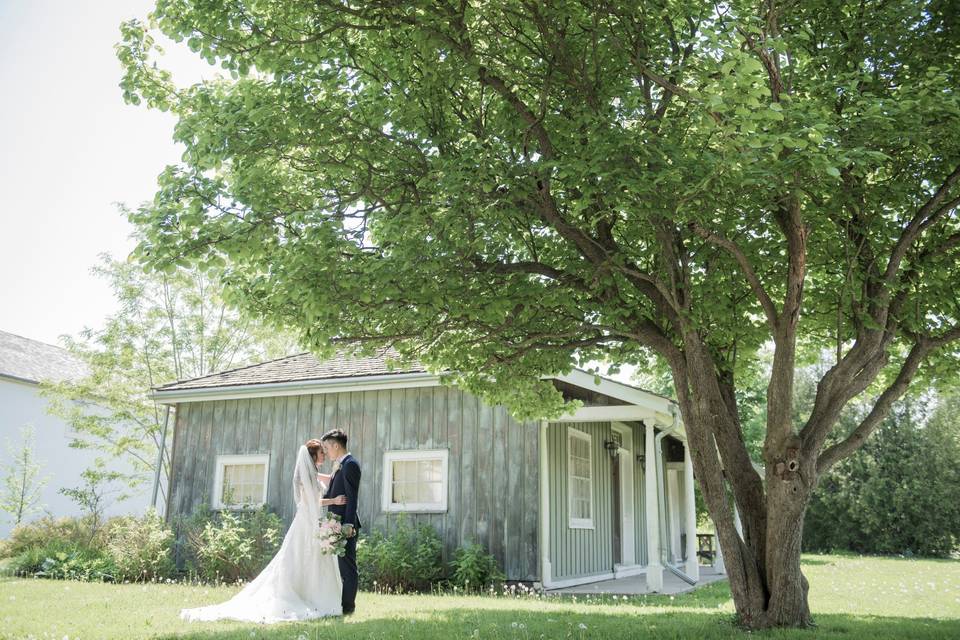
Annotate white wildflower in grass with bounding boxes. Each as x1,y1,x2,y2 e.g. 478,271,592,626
578,623,588,630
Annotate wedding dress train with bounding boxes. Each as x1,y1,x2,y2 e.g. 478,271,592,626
180,446,342,623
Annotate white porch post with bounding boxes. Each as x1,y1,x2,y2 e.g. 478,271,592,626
714,531,726,574
683,441,700,580
539,421,552,588
644,422,663,591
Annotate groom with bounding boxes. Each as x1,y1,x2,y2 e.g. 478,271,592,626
320,428,361,615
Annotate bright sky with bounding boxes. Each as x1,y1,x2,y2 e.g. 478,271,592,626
0,0,211,347
0,1,639,383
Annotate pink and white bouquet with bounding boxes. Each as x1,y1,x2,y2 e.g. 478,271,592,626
317,512,348,556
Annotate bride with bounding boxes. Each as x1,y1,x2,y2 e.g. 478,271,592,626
180,440,346,623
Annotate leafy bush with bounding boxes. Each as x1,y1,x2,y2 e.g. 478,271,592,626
104,508,176,582
449,542,506,592
181,505,282,583
10,539,116,581
357,515,444,593
804,397,960,557
1,516,98,558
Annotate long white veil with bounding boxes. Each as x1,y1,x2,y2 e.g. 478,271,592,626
293,444,322,529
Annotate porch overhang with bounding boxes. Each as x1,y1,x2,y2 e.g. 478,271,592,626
549,404,674,426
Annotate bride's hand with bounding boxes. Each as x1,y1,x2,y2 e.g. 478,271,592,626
331,494,347,506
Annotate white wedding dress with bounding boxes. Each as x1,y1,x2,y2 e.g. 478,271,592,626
180,445,343,623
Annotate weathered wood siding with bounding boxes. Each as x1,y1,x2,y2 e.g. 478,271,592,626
545,421,654,581
546,421,614,580
167,385,540,580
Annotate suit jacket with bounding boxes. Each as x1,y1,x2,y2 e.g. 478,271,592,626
323,454,362,529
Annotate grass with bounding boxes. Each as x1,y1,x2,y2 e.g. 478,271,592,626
0,554,957,639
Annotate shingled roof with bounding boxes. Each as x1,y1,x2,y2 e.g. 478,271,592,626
0,330,89,385
154,345,432,392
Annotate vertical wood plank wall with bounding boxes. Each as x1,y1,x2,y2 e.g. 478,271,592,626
547,421,614,580
167,386,540,581
545,421,651,582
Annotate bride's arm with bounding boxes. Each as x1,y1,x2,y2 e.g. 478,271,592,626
319,495,347,507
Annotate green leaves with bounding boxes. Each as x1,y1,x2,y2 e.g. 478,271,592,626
116,0,960,426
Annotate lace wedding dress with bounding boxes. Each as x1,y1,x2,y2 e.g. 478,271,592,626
180,445,343,623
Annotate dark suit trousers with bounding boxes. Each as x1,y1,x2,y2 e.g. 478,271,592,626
339,534,358,611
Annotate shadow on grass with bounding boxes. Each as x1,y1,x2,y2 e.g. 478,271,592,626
804,551,960,565
800,557,834,566
154,605,960,640
545,579,733,609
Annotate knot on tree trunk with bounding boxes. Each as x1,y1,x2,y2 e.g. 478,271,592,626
774,445,802,482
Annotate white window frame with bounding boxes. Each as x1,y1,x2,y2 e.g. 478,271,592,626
382,449,449,513
567,427,594,529
212,454,270,510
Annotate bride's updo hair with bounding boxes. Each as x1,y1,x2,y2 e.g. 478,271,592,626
305,439,324,463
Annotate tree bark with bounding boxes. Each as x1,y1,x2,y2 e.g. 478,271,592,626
674,332,817,629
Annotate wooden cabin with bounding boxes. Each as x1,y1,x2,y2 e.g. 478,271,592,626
152,347,701,591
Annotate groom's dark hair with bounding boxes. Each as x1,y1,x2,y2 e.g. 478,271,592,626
320,428,348,448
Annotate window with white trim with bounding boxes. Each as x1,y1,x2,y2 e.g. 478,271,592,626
213,454,270,509
567,428,594,528
382,449,448,512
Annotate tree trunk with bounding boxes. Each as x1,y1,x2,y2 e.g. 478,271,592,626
676,350,816,629
666,327,823,629
762,482,813,627
703,476,814,629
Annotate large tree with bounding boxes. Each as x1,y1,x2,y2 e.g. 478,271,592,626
118,0,960,628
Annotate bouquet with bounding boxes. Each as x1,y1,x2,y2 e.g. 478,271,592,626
317,512,348,557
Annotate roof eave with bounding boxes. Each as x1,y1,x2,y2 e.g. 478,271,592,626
152,366,679,420
150,371,443,404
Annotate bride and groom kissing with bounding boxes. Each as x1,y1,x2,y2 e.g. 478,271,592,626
181,429,362,623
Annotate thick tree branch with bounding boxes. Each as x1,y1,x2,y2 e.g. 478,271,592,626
816,339,932,473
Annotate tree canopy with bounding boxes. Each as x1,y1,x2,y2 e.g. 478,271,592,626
118,0,960,628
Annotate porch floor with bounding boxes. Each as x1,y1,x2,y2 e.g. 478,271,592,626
546,565,727,596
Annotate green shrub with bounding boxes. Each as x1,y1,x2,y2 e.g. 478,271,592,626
449,542,506,592
181,506,282,583
357,515,444,593
1,516,97,558
804,397,960,557
10,539,116,581
104,508,176,582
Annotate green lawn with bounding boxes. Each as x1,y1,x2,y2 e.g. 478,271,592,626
0,554,957,639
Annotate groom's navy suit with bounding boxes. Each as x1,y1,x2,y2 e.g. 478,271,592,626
324,454,361,613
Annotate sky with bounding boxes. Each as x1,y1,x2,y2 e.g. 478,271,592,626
0,1,640,383
0,0,210,347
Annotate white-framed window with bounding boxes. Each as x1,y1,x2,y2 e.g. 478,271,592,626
382,449,448,513
212,454,270,509
567,428,594,529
